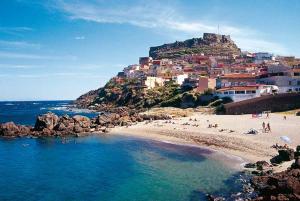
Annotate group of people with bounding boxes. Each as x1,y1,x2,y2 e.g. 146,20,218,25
262,122,271,133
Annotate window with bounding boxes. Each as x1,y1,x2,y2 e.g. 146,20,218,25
289,81,292,86
224,91,229,94
229,91,234,94
235,91,245,94
246,90,256,94
298,81,300,86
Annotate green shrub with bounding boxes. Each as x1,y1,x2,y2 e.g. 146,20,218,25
215,104,226,114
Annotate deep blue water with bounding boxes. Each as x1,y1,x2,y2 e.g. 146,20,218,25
0,101,244,201
0,100,98,126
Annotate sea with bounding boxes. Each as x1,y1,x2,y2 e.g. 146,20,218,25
0,101,246,201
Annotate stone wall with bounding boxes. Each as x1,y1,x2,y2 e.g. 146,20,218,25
224,93,300,115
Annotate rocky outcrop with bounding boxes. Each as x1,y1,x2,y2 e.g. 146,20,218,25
271,148,295,164
0,110,172,138
0,122,31,137
251,168,300,200
34,113,59,131
250,146,300,201
149,33,241,59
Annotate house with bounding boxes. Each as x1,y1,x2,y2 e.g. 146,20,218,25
216,85,278,102
254,52,274,64
216,73,257,89
259,64,300,93
210,67,223,78
172,74,188,85
139,57,153,69
123,64,140,78
208,78,216,89
197,76,209,92
144,76,164,89
259,75,300,93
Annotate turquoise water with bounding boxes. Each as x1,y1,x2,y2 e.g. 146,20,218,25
0,101,244,200
0,135,243,201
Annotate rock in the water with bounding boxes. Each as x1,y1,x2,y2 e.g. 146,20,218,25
0,122,31,137
34,112,59,131
73,115,91,128
0,122,20,136
73,125,84,133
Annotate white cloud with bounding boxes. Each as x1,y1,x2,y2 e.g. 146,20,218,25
0,26,33,36
234,37,290,55
75,36,85,40
0,40,41,49
52,0,289,55
0,51,77,60
0,64,42,69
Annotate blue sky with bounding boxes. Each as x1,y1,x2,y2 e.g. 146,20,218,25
0,0,299,100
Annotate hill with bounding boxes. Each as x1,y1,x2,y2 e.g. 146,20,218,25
149,33,241,59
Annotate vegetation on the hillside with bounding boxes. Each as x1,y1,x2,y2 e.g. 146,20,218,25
90,78,233,110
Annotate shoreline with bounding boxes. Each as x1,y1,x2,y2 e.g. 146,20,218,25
111,132,246,171
109,112,300,171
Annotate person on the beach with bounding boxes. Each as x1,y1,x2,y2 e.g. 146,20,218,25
262,122,266,133
283,116,287,120
266,112,269,118
267,123,271,132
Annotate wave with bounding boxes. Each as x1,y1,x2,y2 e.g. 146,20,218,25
4,103,15,106
45,106,98,114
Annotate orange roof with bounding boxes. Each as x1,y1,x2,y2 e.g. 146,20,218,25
292,68,300,73
221,73,256,79
217,86,258,91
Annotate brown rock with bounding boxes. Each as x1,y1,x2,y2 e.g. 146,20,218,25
0,122,20,136
73,115,91,128
34,112,59,131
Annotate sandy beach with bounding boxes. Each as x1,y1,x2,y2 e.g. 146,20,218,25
111,112,300,165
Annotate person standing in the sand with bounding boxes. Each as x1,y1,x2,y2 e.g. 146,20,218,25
262,122,266,133
267,123,271,132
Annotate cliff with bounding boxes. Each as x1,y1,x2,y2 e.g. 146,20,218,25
149,33,241,59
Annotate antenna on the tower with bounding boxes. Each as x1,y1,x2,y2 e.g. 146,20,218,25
217,24,220,35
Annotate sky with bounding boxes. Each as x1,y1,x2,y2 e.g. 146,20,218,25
0,0,300,101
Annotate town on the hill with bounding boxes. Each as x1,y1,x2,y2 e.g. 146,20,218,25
112,33,300,103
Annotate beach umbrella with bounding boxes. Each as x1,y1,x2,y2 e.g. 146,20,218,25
280,136,292,144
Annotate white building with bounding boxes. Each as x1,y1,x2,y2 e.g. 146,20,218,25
216,85,278,102
260,76,300,93
123,64,140,78
259,64,300,93
172,74,188,85
254,52,275,64
144,77,164,89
